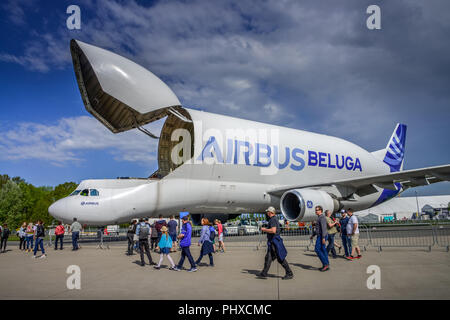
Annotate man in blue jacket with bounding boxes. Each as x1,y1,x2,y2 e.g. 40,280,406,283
174,215,197,272
258,207,293,280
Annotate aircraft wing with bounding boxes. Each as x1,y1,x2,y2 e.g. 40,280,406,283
267,164,450,198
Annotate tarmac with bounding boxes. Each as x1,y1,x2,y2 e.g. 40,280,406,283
0,242,449,300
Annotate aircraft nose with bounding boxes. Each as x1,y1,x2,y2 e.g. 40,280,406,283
48,199,67,222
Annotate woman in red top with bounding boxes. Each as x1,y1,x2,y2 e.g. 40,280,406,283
215,219,226,253
54,221,65,250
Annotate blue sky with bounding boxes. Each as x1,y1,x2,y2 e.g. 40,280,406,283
0,0,449,197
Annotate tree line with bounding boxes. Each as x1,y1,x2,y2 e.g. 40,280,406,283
0,174,77,229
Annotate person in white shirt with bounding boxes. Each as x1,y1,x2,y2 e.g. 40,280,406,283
346,208,361,259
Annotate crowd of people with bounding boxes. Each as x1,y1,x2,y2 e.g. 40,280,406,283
125,215,227,272
0,217,90,259
1,207,361,277
311,206,362,272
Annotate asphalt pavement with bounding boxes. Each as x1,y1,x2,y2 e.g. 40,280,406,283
0,242,449,300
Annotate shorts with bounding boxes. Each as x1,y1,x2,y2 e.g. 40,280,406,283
160,247,170,254
351,233,359,247
218,234,224,242
170,233,177,242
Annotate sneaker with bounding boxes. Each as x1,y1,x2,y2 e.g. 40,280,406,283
347,256,355,260
345,256,353,260
282,274,294,280
169,266,175,270
209,264,214,267
140,262,145,267
153,266,160,270
173,267,181,271
187,267,197,272
356,255,362,259
40,254,47,259
32,255,38,259
319,265,330,272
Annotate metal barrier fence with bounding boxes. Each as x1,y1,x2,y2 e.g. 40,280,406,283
433,223,450,252
366,224,435,251
42,222,450,252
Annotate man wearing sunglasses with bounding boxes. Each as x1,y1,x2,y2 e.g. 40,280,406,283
314,206,330,272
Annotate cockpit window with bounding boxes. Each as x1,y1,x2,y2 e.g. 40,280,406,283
80,189,89,196
70,190,81,196
90,189,99,196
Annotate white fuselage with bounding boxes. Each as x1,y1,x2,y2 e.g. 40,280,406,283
49,108,395,225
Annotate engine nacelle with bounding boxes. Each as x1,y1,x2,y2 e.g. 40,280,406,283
280,189,340,222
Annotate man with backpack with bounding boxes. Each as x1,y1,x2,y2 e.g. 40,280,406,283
33,220,46,259
136,218,155,266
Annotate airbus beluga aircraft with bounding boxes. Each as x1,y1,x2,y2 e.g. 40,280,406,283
48,39,450,226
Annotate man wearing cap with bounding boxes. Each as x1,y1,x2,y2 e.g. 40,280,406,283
258,206,294,280
174,215,197,272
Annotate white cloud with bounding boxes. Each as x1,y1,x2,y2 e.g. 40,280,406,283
0,116,163,166
2,0,450,164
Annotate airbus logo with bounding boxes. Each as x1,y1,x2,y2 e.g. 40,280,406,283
80,201,99,206
198,137,363,172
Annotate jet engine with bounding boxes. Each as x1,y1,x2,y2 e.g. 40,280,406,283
280,189,340,222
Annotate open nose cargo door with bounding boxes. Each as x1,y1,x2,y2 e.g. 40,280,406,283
70,39,184,134
70,39,194,177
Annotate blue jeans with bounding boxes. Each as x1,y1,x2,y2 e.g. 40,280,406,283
177,246,196,269
341,234,350,257
326,233,337,258
315,235,329,267
26,236,33,249
55,235,64,249
72,231,80,250
34,238,45,255
347,235,352,255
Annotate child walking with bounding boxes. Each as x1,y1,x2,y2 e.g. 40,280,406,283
154,226,176,270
